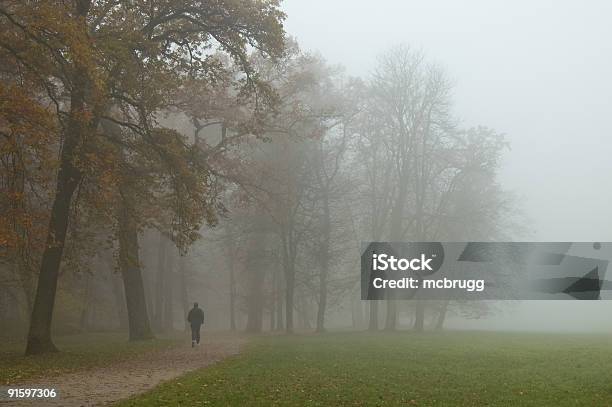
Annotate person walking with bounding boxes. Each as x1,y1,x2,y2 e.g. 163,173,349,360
187,302,204,347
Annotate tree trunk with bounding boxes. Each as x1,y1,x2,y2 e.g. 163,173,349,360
351,294,364,329
384,155,410,333
163,246,174,332
285,269,295,333
153,232,167,331
25,149,80,353
315,191,331,333
270,267,276,332
435,300,450,330
229,267,237,331
79,273,93,331
25,75,88,354
385,301,397,331
144,266,154,323
413,300,425,332
298,295,312,330
118,193,153,341
179,256,189,331
280,229,295,334
111,271,128,330
276,269,284,331
227,244,237,331
316,276,328,333
245,236,265,333
368,300,379,331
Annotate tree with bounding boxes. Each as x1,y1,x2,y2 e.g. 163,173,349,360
428,126,514,330
0,81,57,327
308,115,356,332
0,0,285,354
233,45,343,333
352,46,515,332
351,80,395,330
356,45,454,330
117,166,153,340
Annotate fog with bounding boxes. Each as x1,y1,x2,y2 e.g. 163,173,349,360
3,0,612,346
285,0,612,239
284,0,612,332
7,4,612,406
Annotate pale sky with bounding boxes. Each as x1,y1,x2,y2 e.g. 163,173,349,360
284,0,612,241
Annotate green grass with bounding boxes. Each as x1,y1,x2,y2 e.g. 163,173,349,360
118,331,612,406
0,332,178,385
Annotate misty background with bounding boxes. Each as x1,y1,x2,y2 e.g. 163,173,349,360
285,0,612,331
3,0,612,343
7,4,612,406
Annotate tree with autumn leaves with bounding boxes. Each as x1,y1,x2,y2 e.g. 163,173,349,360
1,1,518,354
0,0,285,355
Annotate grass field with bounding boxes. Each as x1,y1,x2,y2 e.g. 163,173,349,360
0,332,178,385
118,331,612,406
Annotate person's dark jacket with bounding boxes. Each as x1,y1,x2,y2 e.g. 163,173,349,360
187,307,204,327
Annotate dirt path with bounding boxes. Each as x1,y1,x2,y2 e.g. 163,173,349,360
2,334,245,407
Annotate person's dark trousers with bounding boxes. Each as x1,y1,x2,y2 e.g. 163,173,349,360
191,324,201,346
